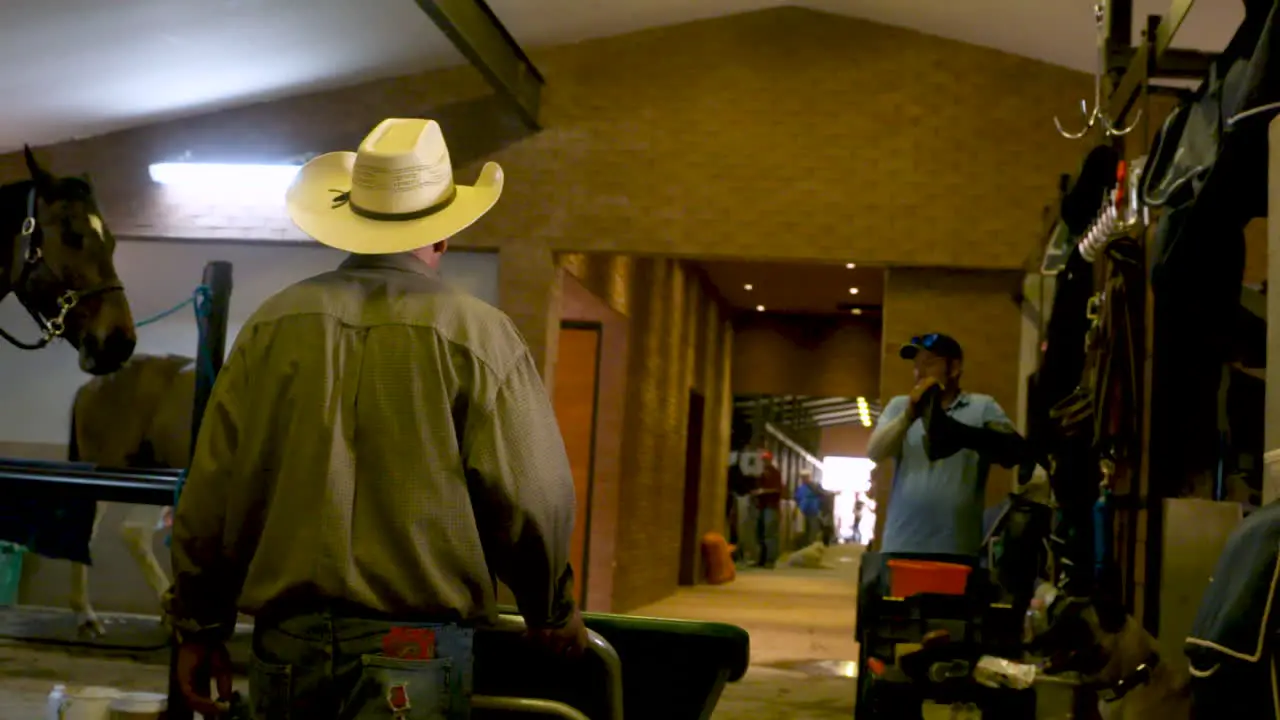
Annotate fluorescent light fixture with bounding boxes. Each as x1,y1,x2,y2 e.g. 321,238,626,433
755,304,766,312
744,283,754,291
149,162,301,193
848,287,860,295
846,263,856,269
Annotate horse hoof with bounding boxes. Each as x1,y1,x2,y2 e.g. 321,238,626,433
77,619,106,639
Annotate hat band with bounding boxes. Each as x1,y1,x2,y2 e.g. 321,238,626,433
330,185,458,222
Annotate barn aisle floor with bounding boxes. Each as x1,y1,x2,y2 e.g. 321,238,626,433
0,546,861,719
631,543,860,720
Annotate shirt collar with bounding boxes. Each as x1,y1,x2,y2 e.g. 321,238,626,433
339,252,440,280
946,392,971,411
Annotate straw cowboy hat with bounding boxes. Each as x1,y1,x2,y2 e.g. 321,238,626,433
285,118,503,254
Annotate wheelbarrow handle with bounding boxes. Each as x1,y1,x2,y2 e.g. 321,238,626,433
489,614,625,720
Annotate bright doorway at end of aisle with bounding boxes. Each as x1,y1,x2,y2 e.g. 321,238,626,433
821,456,875,545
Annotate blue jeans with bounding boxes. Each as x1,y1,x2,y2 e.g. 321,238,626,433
801,514,820,547
757,507,779,566
249,611,474,720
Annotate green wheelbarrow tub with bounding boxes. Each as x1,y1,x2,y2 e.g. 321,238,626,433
477,608,750,719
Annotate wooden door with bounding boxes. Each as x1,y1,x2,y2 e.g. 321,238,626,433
679,390,706,586
552,323,602,608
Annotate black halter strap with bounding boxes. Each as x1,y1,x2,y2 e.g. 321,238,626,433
0,188,125,351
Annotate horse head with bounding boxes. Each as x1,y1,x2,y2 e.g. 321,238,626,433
3,146,136,375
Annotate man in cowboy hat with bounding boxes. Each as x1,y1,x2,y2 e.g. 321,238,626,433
164,118,585,718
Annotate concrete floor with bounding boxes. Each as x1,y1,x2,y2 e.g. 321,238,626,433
0,546,861,719
632,543,860,719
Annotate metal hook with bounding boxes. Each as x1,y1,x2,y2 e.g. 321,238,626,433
1054,0,1143,139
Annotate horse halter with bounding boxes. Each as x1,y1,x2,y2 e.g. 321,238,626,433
0,188,124,350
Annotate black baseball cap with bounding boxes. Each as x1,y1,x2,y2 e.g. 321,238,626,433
900,333,963,361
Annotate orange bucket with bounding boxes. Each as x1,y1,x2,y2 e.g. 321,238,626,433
886,560,971,598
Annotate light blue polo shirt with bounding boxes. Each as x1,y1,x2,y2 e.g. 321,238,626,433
877,392,1011,557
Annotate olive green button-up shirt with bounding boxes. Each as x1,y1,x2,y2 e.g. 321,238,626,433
165,253,576,640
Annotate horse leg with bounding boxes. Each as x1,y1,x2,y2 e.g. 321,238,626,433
119,506,170,620
69,502,107,638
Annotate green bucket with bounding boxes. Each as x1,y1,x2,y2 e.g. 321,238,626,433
0,542,25,606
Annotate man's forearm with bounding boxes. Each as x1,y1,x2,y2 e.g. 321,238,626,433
867,412,910,462
164,359,244,643
167,489,238,642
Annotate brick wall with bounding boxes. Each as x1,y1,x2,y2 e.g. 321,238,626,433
731,313,881,398
821,424,872,458
560,254,732,611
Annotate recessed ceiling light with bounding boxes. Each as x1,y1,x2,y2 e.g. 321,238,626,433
744,283,753,291
756,304,766,312
851,308,863,316
848,287,860,295
846,263,856,269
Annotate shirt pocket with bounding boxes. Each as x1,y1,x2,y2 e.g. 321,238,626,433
353,655,455,720
249,652,293,720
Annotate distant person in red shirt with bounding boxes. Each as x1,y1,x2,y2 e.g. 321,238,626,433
753,455,785,568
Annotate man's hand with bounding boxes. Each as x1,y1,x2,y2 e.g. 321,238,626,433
907,377,942,419
528,607,590,659
177,640,234,717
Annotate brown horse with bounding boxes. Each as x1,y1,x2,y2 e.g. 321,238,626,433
68,354,194,636
1,147,135,374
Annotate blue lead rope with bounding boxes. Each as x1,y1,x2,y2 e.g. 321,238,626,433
135,285,210,328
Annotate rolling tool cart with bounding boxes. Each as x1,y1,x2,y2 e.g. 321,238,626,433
855,555,1034,719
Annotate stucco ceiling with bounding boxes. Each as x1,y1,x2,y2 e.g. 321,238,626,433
0,0,1248,153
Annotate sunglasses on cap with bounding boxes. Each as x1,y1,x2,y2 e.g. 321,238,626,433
912,333,943,349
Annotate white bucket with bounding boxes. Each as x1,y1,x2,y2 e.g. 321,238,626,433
50,686,123,720
108,692,167,720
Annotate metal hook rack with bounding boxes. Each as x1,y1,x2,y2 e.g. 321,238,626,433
1079,156,1148,262
1055,0,1143,139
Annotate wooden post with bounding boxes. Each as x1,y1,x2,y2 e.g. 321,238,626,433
168,260,234,720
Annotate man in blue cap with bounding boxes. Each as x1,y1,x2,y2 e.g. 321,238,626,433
867,332,1027,561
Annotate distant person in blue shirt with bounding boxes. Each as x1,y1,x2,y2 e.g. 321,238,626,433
867,333,1029,561
794,471,824,547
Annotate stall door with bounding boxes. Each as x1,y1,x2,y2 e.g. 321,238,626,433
552,322,602,608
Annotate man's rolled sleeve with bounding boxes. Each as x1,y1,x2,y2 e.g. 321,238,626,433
463,350,578,629
165,345,250,643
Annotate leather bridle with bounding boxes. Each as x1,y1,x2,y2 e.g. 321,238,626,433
0,187,124,350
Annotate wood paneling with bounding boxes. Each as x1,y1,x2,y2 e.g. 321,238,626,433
559,272,628,612
552,325,602,606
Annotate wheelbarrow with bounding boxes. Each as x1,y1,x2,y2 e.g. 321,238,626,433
476,609,751,719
